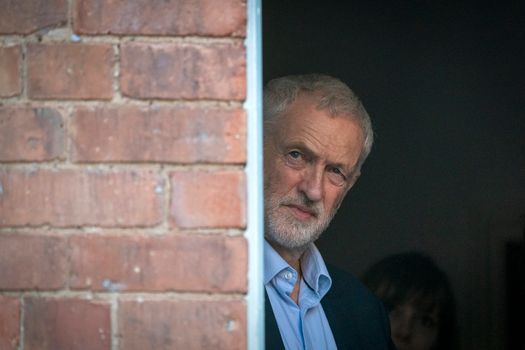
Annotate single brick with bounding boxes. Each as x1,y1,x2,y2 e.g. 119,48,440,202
69,234,247,292
0,296,20,350
0,106,64,161
74,0,246,37
24,297,110,350
0,234,67,290
170,170,246,228
27,43,113,100
0,0,67,34
119,299,246,350
0,169,163,227
70,105,246,163
0,46,21,97
120,42,245,100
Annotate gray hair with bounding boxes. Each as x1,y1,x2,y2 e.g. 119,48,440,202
264,74,374,171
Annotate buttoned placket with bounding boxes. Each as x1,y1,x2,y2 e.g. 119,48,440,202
274,268,326,350
299,277,325,350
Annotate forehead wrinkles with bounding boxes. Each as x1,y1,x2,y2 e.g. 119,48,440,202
281,114,362,167
288,123,349,159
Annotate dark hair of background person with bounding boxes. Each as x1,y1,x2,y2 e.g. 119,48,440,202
362,252,458,350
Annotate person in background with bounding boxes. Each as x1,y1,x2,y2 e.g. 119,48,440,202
363,252,458,350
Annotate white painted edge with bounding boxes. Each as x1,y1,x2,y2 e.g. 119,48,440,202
244,0,264,349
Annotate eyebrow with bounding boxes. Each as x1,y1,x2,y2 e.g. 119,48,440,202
284,141,355,176
282,141,316,160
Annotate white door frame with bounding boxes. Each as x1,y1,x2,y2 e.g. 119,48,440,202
245,0,264,349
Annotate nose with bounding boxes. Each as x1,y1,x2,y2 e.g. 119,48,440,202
297,165,324,202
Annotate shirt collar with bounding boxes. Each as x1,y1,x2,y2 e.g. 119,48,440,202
264,239,289,285
301,243,332,296
264,239,332,296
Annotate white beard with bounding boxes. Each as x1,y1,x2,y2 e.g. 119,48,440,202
264,190,337,251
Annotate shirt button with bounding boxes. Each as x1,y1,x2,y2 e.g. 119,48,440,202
284,271,293,280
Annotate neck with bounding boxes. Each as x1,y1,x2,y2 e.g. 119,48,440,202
266,239,305,304
266,239,308,272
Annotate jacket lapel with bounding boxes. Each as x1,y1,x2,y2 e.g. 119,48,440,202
321,286,353,349
265,292,285,349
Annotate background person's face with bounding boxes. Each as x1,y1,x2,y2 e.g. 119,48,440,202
263,93,364,251
389,301,440,350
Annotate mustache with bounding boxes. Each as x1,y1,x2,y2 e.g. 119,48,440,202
279,194,323,216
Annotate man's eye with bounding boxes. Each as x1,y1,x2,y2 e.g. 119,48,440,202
329,167,342,175
289,151,302,159
285,151,305,167
327,166,347,186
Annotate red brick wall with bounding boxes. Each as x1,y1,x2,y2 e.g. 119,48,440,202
0,1,248,349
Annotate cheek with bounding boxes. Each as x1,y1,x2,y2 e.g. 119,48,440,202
325,187,348,213
264,161,299,194
413,327,438,350
388,318,402,337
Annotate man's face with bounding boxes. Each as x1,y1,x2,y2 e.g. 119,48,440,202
264,93,364,252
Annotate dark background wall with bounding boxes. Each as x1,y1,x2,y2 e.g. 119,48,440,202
263,1,525,349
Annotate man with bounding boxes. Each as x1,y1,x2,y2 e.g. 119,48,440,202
263,74,395,349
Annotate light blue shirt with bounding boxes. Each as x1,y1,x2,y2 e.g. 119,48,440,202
264,240,337,350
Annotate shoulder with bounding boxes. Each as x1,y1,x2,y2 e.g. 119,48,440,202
327,264,379,304
324,264,395,349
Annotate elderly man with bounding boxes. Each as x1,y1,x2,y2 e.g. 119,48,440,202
264,74,394,349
